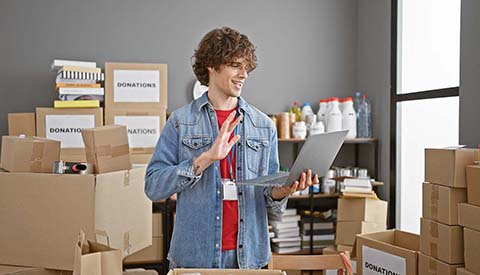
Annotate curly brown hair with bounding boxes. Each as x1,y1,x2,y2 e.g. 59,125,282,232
192,27,257,86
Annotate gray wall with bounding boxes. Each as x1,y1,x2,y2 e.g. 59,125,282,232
0,0,358,139
460,0,480,147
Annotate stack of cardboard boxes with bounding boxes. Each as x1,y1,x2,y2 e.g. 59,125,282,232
0,125,152,274
420,148,478,275
335,198,388,254
457,162,480,275
104,62,168,166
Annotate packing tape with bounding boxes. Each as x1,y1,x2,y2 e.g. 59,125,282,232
30,142,45,171
430,185,439,219
95,144,129,158
430,222,439,238
430,242,438,258
431,205,438,219
428,257,437,272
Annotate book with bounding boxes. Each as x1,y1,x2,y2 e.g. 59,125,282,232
273,227,300,235
300,234,335,241
275,230,300,239
300,228,336,235
57,71,104,81
58,87,104,95
51,59,97,71
269,221,299,229
56,83,101,89
269,214,300,223
342,186,373,193
343,178,372,188
54,100,100,108
58,66,101,74
271,236,301,243
268,232,275,238
342,191,378,199
283,208,298,216
56,78,98,84
58,94,104,102
271,246,301,254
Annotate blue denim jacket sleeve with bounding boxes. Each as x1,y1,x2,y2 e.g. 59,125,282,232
263,125,288,216
144,114,202,201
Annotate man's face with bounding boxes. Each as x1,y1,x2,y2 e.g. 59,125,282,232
208,57,249,98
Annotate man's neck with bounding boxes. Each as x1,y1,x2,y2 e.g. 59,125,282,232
207,89,238,110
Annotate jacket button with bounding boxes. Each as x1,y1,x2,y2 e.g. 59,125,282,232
240,219,244,222
239,244,243,249
238,192,243,196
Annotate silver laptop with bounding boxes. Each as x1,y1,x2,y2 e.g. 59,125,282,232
237,130,348,187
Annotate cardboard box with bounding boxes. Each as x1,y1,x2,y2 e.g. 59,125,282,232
336,244,354,254
458,203,480,231
457,268,478,275
356,230,419,275
337,198,388,224
130,153,153,164
60,150,87,162
336,221,386,246
422,182,467,225
123,269,158,275
105,108,166,154
464,228,480,275
419,218,464,264
8,113,36,136
81,125,132,174
0,168,151,271
123,237,163,264
424,148,478,188
418,253,463,275
1,136,60,173
152,213,162,237
167,269,284,275
105,62,168,109
466,165,480,206
0,265,70,275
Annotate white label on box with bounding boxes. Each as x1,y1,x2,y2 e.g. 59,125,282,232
45,115,95,148
114,115,160,148
326,259,357,275
113,70,160,102
363,246,406,275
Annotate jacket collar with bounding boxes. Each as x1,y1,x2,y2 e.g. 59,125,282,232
194,91,251,116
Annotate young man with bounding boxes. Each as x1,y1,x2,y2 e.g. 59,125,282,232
145,27,318,269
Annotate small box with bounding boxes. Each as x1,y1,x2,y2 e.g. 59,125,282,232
82,125,132,174
424,148,478,188
8,113,36,136
422,182,466,225
458,203,480,231
337,198,388,224
1,136,60,173
356,230,419,275
336,221,386,246
466,165,480,206
105,108,166,154
419,218,464,264
457,268,478,275
336,244,353,254
105,62,168,110
464,228,480,275
418,252,463,275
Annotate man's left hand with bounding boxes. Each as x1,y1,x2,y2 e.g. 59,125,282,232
271,169,319,200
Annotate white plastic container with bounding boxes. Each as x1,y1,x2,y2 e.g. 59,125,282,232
341,97,357,139
317,99,328,125
326,97,342,132
292,121,307,139
309,121,325,136
301,102,314,122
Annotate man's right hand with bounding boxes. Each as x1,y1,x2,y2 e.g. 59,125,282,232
192,111,242,176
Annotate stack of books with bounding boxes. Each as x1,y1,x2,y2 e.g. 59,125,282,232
51,59,105,108
269,208,301,253
341,178,377,199
300,209,335,250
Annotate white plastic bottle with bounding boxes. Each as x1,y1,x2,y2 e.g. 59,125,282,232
309,121,325,136
324,98,332,129
326,97,342,132
317,99,328,125
292,121,307,139
301,102,314,122
341,97,357,139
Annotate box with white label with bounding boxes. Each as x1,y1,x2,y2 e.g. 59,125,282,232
105,108,166,154
105,62,167,110
36,108,103,161
356,230,419,275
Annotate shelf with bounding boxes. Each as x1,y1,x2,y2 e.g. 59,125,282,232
272,248,325,255
288,193,340,200
278,137,377,144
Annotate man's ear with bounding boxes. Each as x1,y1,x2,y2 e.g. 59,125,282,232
207,66,215,73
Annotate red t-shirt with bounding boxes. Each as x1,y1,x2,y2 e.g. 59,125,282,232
215,108,238,251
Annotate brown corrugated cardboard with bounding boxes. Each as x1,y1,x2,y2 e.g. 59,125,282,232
167,269,284,275
424,148,477,188
419,218,464,264
0,265,70,275
152,213,162,237
105,108,166,154
105,62,168,109
336,245,354,254
464,228,480,275
466,165,480,206
130,153,152,164
422,182,466,225
337,198,388,224
0,168,151,271
123,269,158,275
123,237,163,264
418,253,463,275
336,221,386,246
8,113,36,136
60,150,87,162
73,231,123,275
1,136,60,173
457,268,478,275
458,203,480,231
81,125,132,174
356,230,419,275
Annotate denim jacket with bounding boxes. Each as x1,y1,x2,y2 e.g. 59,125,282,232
145,93,288,269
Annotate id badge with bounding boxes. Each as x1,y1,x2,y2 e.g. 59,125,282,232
222,179,238,201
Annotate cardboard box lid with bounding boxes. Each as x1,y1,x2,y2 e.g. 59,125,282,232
167,269,285,275
8,113,36,136
459,203,480,231
425,148,477,187
357,229,419,253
